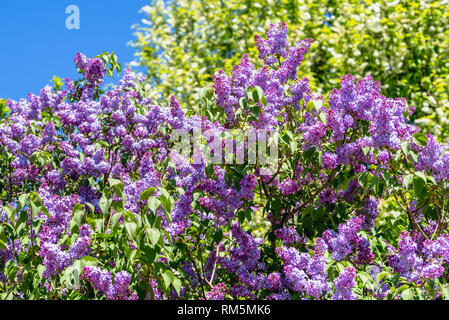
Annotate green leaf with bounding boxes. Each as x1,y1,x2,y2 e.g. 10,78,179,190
110,212,122,231
148,197,161,213
161,269,174,289
403,174,414,189
391,211,402,219
3,205,15,222
250,104,262,117
123,210,137,223
147,228,160,246
95,219,104,233
36,265,46,279
213,229,223,243
85,203,95,215
159,188,172,212
238,97,248,109
99,196,111,215
400,141,410,156
414,171,427,181
252,86,264,102
319,112,327,124
30,200,41,219
427,175,437,185
0,238,6,250
18,193,29,209
358,271,375,290
109,178,124,197
413,175,426,200
159,196,172,213
413,132,428,147
306,100,315,112
409,150,418,163
401,288,415,300
125,222,137,239
73,210,84,227
358,172,374,189
372,148,379,162
376,271,390,284
441,284,449,299
313,100,323,112
140,187,156,201
173,277,182,296
142,245,157,264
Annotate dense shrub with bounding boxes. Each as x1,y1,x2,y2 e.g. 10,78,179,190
1,23,449,300
133,0,449,139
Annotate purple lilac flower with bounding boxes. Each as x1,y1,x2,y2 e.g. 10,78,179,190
276,246,330,299
83,266,137,300
274,226,304,244
333,267,357,300
362,197,379,230
206,283,227,300
322,152,338,170
277,178,300,196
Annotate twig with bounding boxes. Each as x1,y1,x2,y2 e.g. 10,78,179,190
393,190,429,240
208,244,220,285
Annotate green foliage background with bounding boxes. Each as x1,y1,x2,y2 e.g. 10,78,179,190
132,0,449,139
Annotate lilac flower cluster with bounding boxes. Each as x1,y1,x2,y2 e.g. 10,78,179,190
74,53,105,84
321,152,338,170
274,226,304,245
213,23,313,128
321,215,374,265
82,266,137,299
277,178,300,196
361,197,379,230
219,223,266,298
413,134,449,182
387,231,449,282
275,246,330,299
206,282,227,300
255,22,289,65
3,21,449,301
327,74,417,149
197,166,257,225
332,267,357,300
36,189,93,278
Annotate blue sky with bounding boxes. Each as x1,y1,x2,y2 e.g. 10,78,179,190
0,1,149,100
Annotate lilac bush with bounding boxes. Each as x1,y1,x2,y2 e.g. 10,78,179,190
1,23,449,300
